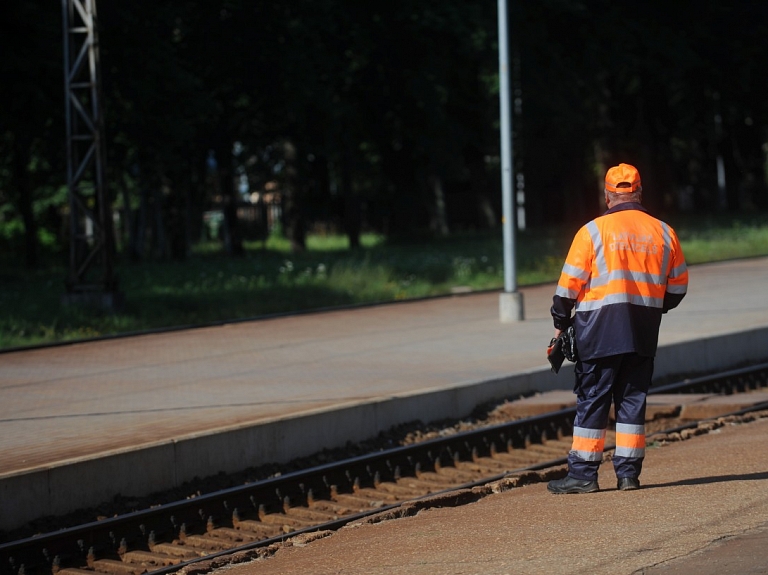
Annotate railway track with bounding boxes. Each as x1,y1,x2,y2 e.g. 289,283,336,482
3,362,768,575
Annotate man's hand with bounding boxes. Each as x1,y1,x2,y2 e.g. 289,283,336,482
549,329,563,355
548,328,563,356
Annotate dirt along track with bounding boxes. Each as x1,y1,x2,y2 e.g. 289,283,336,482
3,362,768,575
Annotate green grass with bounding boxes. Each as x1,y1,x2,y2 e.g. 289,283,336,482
2,212,767,350
670,215,768,264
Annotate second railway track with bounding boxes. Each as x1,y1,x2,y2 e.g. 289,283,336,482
3,362,768,575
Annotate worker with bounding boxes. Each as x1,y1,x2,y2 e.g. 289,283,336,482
547,163,688,494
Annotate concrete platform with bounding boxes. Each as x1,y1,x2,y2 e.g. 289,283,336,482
1,257,768,532
218,414,768,575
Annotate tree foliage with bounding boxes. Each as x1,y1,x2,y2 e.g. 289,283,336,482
2,0,767,265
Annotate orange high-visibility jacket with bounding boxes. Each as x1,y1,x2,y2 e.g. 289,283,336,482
551,203,688,360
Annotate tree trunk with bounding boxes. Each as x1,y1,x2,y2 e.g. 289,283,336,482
120,177,138,262
134,183,149,261
12,140,38,268
282,140,306,253
151,183,167,259
216,144,245,257
429,172,449,237
167,185,189,261
340,143,361,249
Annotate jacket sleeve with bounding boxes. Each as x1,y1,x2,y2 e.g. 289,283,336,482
551,226,593,329
662,227,688,313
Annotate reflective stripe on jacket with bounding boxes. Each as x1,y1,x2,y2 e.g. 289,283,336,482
551,203,688,360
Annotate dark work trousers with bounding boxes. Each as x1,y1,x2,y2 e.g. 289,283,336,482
568,353,654,482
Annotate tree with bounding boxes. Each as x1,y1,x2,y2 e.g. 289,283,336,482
0,1,63,267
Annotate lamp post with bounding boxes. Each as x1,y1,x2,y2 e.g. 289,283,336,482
498,0,524,322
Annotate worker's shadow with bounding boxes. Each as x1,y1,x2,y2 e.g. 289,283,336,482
640,471,768,490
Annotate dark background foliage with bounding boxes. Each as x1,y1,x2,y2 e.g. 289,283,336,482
2,1,767,267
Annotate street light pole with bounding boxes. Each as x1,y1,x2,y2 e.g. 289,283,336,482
498,0,524,322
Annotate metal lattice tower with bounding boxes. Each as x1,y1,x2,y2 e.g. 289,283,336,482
61,0,119,305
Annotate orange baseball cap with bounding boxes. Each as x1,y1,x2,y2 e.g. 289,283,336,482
605,163,642,193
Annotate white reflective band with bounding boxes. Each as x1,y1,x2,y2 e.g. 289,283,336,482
660,222,672,279
562,263,590,281
575,293,664,311
614,446,645,458
666,284,687,294
573,426,607,439
571,449,604,462
669,262,688,278
586,221,609,277
588,269,667,288
615,423,645,435
556,285,579,299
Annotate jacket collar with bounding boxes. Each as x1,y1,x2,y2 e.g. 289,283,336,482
605,201,648,216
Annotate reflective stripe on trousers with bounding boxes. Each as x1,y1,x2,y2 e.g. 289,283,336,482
571,426,606,462
615,422,646,458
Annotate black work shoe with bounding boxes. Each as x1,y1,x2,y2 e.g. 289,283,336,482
617,477,640,491
547,475,600,494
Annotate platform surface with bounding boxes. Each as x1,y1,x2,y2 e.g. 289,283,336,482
1,257,767,477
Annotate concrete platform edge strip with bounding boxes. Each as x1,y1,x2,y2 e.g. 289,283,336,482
2,325,767,533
